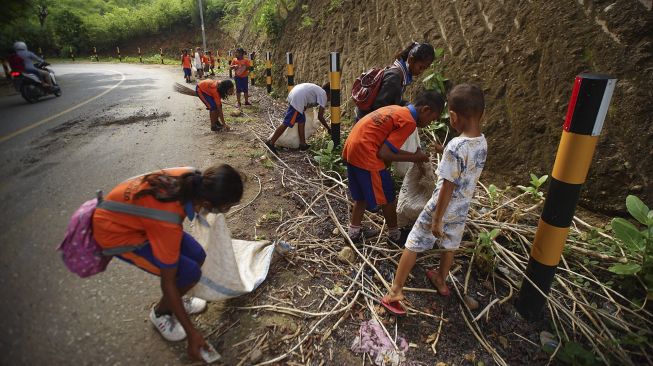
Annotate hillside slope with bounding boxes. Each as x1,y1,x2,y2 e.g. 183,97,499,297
237,0,653,213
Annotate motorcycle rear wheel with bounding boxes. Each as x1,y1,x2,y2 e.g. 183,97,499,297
20,84,41,103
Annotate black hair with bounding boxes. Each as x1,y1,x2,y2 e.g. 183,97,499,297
134,164,244,207
447,84,485,119
414,90,445,114
218,79,234,99
236,47,245,54
394,42,435,63
321,82,330,93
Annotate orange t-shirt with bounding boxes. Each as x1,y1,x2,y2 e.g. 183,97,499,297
182,54,192,68
197,80,222,106
231,58,251,77
201,55,209,64
92,167,195,266
342,105,417,171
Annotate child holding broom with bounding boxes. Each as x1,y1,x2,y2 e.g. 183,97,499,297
381,84,487,315
174,79,235,131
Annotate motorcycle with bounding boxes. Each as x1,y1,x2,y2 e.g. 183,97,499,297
10,62,62,103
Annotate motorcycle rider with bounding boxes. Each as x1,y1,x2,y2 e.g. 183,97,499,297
13,41,51,88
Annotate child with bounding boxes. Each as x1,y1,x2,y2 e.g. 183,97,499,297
343,90,445,244
207,51,216,76
201,51,210,76
382,84,487,314
193,47,203,79
181,49,192,83
230,47,252,107
93,165,244,361
265,82,332,154
196,79,234,131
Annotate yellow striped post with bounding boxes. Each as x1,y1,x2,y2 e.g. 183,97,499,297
38,47,43,59
138,47,143,63
116,46,121,62
286,52,294,92
329,52,341,146
265,52,272,93
228,50,233,78
516,73,617,320
93,47,99,62
70,47,74,62
249,52,256,85
160,48,164,64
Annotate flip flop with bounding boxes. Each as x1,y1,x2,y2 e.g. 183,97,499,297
380,298,407,316
426,270,451,296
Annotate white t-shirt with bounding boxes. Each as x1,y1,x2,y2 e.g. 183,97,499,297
287,83,328,114
194,53,202,69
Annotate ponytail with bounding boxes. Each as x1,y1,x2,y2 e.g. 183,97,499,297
134,170,202,203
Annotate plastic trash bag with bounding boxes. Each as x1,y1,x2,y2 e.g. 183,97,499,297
270,107,321,148
188,213,275,301
394,129,420,177
396,162,436,227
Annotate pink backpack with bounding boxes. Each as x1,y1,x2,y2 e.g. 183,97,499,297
57,192,183,278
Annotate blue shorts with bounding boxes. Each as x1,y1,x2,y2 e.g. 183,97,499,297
117,232,206,288
196,86,218,111
183,67,191,77
347,164,395,211
234,76,249,93
283,105,306,128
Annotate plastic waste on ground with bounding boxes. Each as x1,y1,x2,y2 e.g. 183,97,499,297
351,319,409,366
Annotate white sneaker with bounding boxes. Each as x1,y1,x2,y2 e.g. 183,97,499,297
182,296,207,315
149,307,187,342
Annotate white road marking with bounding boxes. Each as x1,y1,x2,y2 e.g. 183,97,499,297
0,69,126,144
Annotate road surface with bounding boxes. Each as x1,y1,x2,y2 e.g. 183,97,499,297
0,63,225,365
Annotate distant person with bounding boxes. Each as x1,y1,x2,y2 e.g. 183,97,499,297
193,47,203,79
342,90,444,245
355,42,435,121
265,82,331,155
12,41,50,87
173,79,235,131
207,51,216,76
92,165,244,361
230,48,251,107
201,51,210,76
181,49,192,83
381,85,487,315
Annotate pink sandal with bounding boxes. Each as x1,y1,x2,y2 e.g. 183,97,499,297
380,298,407,316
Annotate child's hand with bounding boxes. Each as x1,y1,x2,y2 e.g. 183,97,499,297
433,143,444,154
414,150,430,163
431,219,444,238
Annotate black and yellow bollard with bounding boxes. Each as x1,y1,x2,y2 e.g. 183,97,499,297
38,47,43,59
138,47,143,63
265,52,272,94
329,52,341,146
70,47,74,62
250,52,256,85
160,48,164,64
286,52,294,92
93,47,99,62
228,50,233,78
516,73,617,320
117,46,121,62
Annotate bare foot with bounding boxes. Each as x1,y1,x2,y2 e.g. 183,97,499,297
426,269,450,296
382,289,405,304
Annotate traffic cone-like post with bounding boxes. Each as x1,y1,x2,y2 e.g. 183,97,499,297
286,52,294,92
250,52,256,85
516,73,617,320
117,46,121,62
138,47,143,63
70,47,74,62
329,52,341,146
228,50,233,78
265,52,272,93
93,47,99,62
160,48,164,64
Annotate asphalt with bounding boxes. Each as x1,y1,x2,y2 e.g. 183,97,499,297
0,63,220,365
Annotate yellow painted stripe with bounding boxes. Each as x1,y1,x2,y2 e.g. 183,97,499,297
531,219,570,266
0,69,126,144
552,131,599,184
266,76,272,84
330,71,341,89
331,107,341,123
287,64,294,75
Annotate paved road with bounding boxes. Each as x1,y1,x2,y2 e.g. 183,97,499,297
0,63,221,365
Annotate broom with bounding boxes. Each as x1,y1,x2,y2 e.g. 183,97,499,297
173,82,196,96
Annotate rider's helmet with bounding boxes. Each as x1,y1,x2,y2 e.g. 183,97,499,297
13,41,28,51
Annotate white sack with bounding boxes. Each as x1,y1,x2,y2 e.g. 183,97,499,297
394,130,420,177
396,162,436,227
270,107,321,148
188,213,275,301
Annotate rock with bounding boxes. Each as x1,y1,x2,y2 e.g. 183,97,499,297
630,185,643,192
540,331,559,354
338,247,356,263
332,227,339,235
250,349,263,363
230,109,242,117
463,295,480,310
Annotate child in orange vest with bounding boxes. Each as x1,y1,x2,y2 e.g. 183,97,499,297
181,49,192,83
230,47,252,107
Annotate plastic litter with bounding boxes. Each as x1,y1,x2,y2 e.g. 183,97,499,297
351,319,409,366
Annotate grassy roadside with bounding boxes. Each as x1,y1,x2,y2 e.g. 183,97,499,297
44,54,232,68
